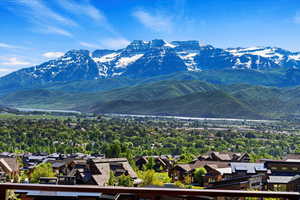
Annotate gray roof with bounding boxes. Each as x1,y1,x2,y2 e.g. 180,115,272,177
230,162,267,174
268,176,294,184
92,163,110,186
93,158,128,163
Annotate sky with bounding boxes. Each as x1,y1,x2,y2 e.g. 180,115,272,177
1,0,300,76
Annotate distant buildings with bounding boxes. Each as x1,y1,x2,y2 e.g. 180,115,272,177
3,151,300,194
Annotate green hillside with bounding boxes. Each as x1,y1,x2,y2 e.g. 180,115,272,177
3,79,300,119
88,90,261,119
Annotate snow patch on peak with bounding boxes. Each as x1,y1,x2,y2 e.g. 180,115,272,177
289,54,300,61
115,54,144,68
164,42,176,48
177,51,201,71
93,53,119,63
227,47,285,64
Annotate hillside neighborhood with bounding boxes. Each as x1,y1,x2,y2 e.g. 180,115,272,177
2,151,300,194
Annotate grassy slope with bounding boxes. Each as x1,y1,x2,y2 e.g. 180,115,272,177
89,90,261,119
3,78,300,119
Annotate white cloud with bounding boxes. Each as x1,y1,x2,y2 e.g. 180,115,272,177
99,38,130,49
0,42,23,49
58,0,105,22
13,0,77,27
42,52,64,59
40,26,73,38
0,57,31,66
79,42,102,49
80,38,130,50
0,68,13,77
57,0,118,35
0,67,19,77
132,10,173,33
7,0,76,38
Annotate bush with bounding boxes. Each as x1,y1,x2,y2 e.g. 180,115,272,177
30,163,56,183
194,167,207,185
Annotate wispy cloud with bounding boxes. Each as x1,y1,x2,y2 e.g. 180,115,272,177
80,38,129,50
38,26,73,38
0,56,33,76
99,38,130,49
79,42,102,49
12,0,77,26
7,0,76,37
42,52,64,59
0,57,31,66
57,0,119,35
132,1,204,40
0,67,18,77
132,9,173,33
58,0,105,22
0,42,23,49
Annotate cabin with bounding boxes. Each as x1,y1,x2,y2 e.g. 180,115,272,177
0,157,19,181
206,162,268,190
208,174,265,191
135,155,174,171
264,160,300,191
169,161,230,184
88,158,139,186
197,152,250,162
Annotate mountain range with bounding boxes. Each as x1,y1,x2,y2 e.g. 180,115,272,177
1,39,300,119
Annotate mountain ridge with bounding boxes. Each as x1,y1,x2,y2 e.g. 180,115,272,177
1,39,300,93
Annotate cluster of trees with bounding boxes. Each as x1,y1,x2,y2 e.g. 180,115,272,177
0,116,298,161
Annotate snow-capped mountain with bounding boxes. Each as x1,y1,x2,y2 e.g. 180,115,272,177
2,39,300,84
226,46,300,69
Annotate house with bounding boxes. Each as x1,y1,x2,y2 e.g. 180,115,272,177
169,161,230,184
264,160,300,191
46,158,73,175
197,152,250,162
0,157,19,181
68,160,90,184
88,158,138,186
229,162,268,178
284,153,300,161
208,174,265,191
206,162,268,191
135,155,174,171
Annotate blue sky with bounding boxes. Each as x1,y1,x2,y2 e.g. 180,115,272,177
0,0,300,76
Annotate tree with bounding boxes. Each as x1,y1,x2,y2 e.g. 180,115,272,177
30,163,56,183
117,174,134,187
138,170,161,186
194,167,207,186
144,157,156,170
108,171,117,186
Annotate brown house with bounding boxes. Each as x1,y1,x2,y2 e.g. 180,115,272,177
208,174,265,191
89,158,138,186
0,158,19,181
135,156,174,171
197,152,250,162
264,160,300,191
169,161,230,184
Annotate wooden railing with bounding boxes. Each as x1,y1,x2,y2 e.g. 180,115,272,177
0,183,300,200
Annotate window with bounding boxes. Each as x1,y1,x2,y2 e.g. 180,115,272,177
208,177,215,183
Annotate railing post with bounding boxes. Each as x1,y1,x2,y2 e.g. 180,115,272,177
0,188,6,200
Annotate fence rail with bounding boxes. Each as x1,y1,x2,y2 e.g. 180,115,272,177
0,183,300,200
